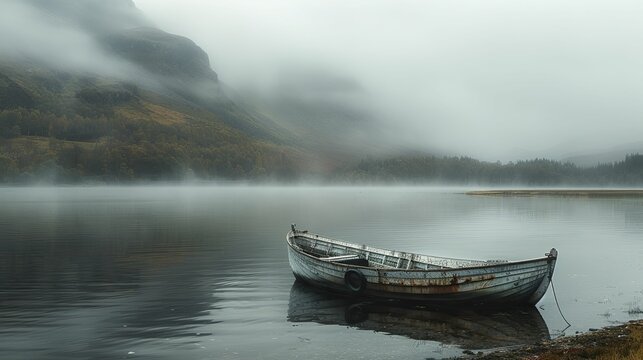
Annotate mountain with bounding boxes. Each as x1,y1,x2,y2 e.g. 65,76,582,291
4,1,638,184
0,0,307,182
24,0,148,33
104,27,218,82
237,67,401,161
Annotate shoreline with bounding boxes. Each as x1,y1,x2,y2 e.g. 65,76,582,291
466,189,643,197
455,320,643,359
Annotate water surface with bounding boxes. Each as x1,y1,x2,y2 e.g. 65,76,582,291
1,186,642,359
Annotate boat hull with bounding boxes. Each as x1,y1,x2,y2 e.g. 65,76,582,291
287,231,557,305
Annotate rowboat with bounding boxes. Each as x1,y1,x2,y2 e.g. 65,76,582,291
286,225,558,305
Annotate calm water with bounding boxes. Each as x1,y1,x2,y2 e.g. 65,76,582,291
0,186,642,359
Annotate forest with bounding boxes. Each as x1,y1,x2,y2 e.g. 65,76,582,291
337,154,643,185
1,79,642,185
0,108,300,182
2,105,643,185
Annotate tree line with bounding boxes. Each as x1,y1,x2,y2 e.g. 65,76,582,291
0,108,299,182
2,108,643,184
338,154,643,185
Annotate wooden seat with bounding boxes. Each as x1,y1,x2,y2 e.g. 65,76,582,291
319,255,369,266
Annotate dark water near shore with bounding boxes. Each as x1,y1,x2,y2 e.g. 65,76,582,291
1,186,642,359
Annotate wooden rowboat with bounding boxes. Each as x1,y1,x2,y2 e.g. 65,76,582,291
286,225,558,305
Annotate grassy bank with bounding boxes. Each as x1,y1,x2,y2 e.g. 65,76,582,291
456,320,643,359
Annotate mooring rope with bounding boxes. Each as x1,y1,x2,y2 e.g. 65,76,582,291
550,276,572,328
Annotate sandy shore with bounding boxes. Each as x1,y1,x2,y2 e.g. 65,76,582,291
466,190,643,197
452,320,643,360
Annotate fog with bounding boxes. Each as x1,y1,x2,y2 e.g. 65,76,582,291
0,0,235,120
135,0,643,161
0,0,140,78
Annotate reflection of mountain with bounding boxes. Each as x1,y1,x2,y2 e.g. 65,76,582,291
287,281,550,350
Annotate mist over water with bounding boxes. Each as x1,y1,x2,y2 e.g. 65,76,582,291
1,186,641,359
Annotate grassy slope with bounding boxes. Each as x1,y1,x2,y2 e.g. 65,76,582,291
0,62,309,182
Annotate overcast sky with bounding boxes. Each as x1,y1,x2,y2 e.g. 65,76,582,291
135,0,643,160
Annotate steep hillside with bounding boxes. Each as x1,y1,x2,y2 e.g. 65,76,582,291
100,26,285,140
104,27,218,82
0,61,305,182
0,0,307,182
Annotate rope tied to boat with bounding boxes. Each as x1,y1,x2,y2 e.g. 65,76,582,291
551,278,571,328
547,251,571,329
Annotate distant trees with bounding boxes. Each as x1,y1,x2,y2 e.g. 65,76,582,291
2,106,643,184
339,154,643,185
0,77,35,109
0,153,18,181
0,108,111,140
75,86,137,106
0,107,300,182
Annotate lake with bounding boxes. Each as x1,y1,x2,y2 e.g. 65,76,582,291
1,186,642,359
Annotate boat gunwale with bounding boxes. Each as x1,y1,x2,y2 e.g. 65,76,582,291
287,230,555,274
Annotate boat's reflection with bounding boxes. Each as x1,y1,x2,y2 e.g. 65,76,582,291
287,281,551,349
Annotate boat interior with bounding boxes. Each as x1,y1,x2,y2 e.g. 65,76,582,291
291,232,500,270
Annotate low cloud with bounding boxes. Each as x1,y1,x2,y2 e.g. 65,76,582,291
135,0,643,161
0,1,124,76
